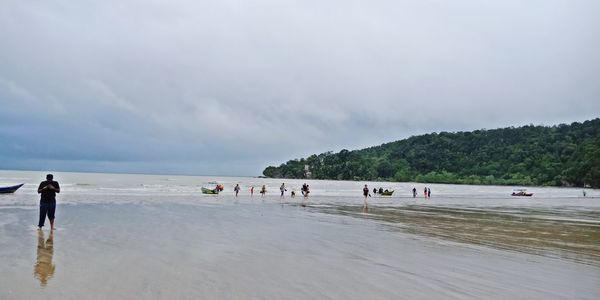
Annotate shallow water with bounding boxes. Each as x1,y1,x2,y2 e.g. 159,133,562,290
1,170,599,299
315,205,600,265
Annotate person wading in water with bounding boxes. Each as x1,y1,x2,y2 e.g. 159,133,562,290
234,184,241,197
363,184,370,208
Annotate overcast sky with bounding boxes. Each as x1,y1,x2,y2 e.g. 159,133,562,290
1,0,599,176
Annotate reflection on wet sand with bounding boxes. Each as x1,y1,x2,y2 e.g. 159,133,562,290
316,205,600,265
34,230,55,287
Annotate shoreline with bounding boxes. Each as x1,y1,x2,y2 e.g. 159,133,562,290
260,176,597,190
2,169,596,190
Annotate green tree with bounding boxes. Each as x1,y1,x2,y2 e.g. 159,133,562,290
262,119,600,188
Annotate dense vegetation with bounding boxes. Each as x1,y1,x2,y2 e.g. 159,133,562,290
263,119,600,188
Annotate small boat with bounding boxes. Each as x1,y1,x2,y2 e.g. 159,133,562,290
380,190,394,196
0,183,24,194
511,189,533,197
201,187,219,195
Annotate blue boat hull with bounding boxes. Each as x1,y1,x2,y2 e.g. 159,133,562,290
0,183,24,194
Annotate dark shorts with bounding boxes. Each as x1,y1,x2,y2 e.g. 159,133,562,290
38,203,56,227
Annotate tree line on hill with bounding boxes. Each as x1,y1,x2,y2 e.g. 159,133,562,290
263,119,600,188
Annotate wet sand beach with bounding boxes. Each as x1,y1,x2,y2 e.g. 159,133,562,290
318,205,600,264
1,171,599,299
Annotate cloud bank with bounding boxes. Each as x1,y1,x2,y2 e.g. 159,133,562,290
1,0,599,175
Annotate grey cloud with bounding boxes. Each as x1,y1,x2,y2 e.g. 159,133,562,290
1,0,599,175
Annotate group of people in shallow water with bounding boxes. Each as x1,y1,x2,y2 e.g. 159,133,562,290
230,183,311,199
230,183,431,203
224,182,434,210
412,187,431,198
363,184,432,208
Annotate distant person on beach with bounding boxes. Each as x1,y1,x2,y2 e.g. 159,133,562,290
260,185,267,197
373,188,377,195
38,174,60,230
250,186,254,196
363,184,370,207
234,184,241,197
379,187,384,194
302,183,308,197
583,190,587,197
424,187,428,198
412,187,417,198
280,183,286,197
427,188,431,198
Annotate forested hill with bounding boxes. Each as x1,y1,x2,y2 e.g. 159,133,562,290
263,119,600,188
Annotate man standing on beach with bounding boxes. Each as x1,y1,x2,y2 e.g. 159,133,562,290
38,174,60,230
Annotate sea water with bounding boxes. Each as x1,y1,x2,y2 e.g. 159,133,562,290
0,170,599,299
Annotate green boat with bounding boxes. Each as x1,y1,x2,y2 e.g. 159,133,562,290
201,187,219,195
380,190,394,196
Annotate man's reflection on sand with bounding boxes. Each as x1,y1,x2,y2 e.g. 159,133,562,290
34,229,55,287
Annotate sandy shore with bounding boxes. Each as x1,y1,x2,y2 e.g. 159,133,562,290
1,200,599,300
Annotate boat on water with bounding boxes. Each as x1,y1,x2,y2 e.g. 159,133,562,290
201,187,219,195
380,190,394,196
0,183,24,194
201,184,224,195
511,189,533,197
